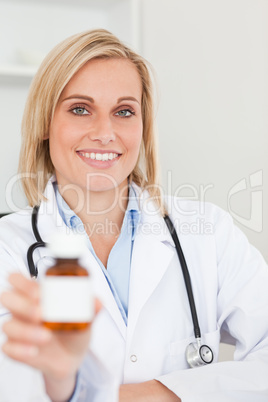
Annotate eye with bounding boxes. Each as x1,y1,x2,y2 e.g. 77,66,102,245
71,107,89,116
115,109,135,117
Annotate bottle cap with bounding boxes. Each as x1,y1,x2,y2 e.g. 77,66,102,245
47,232,87,259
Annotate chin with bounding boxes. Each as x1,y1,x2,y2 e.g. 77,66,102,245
85,176,127,194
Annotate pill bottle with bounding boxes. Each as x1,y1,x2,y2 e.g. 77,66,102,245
41,232,94,331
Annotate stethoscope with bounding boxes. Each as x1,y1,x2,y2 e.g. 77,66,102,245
27,205,213,368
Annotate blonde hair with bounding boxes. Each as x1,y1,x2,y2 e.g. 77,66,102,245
19,29,164,214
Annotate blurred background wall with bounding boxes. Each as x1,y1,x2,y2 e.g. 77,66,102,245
141,0,268,264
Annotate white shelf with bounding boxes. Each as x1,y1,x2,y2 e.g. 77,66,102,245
0,64,37,78
0,0,141,82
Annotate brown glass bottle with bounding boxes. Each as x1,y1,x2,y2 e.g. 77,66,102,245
41,233,93,331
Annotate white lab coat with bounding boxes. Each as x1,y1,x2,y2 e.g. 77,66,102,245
0,177,268,402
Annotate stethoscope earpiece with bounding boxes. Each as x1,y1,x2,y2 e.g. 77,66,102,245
186,338,213,368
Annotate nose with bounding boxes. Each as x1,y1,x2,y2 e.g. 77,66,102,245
89,116,116,145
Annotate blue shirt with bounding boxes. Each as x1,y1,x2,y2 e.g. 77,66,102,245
53,183,140,325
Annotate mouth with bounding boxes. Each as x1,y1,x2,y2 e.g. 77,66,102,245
77,151,120,161
76,150,122,169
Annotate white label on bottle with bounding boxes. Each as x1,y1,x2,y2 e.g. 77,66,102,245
40,276,94,322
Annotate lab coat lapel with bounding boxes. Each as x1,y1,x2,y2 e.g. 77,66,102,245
83,249,127,339
127,203,175,337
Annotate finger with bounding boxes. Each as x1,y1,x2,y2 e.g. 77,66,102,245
8,273,40,301
0,290,41,323
2,319,51,345
2,340,40,363
95,298,102,315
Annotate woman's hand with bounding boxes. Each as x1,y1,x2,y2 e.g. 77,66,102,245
0,273,99,402
119,380,181,402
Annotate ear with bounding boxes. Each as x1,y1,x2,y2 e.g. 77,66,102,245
43,132,49,140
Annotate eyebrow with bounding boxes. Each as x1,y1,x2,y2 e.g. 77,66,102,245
62,95,140,104
117,96,140,104
62,95,94,103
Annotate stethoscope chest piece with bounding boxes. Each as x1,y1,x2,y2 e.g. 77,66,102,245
186,338,213,368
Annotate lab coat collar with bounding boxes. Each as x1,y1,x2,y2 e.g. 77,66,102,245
38,178,175,247
38,175,68,240
131,182,175,247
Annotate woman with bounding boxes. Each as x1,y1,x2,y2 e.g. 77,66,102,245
0,29,268,402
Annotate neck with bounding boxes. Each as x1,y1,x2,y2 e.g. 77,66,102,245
57,181,129,234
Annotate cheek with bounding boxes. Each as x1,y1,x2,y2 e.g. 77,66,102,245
48,122,74,170
49,120,77,151
127,123,143,156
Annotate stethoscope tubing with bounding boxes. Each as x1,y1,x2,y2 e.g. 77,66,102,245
27,206,212,366
28,208,202,338
26,205,45,278
163,215,201,339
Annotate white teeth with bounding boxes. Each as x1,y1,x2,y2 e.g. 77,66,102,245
80,152,118,161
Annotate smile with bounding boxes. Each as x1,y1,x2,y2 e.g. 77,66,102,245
78,152,119,161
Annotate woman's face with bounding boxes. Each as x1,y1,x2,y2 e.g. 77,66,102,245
49,58,143,197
